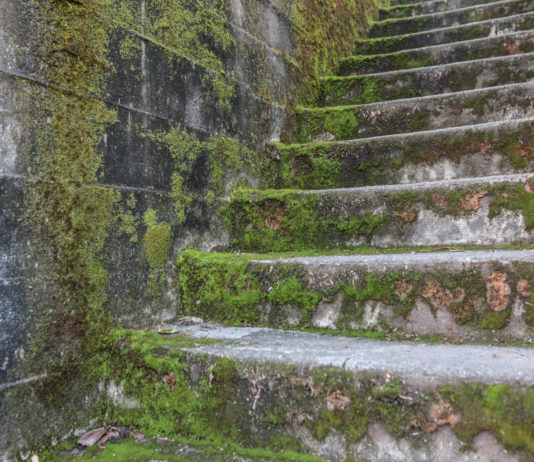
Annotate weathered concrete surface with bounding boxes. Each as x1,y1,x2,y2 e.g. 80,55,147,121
0,0,303,454
228,174,534,249
171,323,534,384
255,248,534,266
322,52,534,106
297,81,534,142
179,249,534,341
340,29,534,75
0,177,26,384
357,11,534,54
271,117,534,189
370,0,534,37
385,0,506,16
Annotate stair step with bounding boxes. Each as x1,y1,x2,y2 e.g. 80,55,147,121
169,323,534,380
107,326,534,460
371,0,534,38
321,52,534,106
224,173,534,251
339,29,534,75
295,81,534,143
391,0,508,8
380,0,508,19
177,248,534,341
356,12,534,55
267,118,534,189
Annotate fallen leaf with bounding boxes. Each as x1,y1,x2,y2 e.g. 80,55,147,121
326,390,351,411
131,430,145,440
78,427,107,447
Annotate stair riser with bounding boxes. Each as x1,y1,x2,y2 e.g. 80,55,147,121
372,0,534,37
340,31,534,75
381,0,507,19
178,250,534,341
357,13,534,55
296,83,534,142
112,326,534,460
267,120,534,189
322,54,534,106
225,176,534,251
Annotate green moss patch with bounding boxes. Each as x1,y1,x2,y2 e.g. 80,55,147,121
76,331,534,459
175,250,533,336
223,183,534,252
265,121,534,190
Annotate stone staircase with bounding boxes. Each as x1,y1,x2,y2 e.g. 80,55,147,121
106,0,534,460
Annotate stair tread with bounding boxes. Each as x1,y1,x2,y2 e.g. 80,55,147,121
281,115,534,146
295,81,534,142
307,80,534,110
375,0,527,22
297,172,533,196
325,50,534,81
356,11,534,51
161,323,534,384
249,248,534,265
339,29,534,75
371,0,534,36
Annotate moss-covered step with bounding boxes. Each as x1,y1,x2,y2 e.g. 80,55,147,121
370,0,534,37
224,174,534,251
48,434,320,461
84,326,534,461
294,81,534,143
355,11,534,55
339,29,534,75
266,118,534,190
176,249,534,340
321,52,534,106
390,0,504,7
380,0,506,19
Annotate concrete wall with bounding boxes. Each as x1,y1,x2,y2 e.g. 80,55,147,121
0,0,296,385
0,0,382,454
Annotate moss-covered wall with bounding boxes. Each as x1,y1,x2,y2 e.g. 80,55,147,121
0,0,384,455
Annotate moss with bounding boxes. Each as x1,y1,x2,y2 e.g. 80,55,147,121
289,0,387,103
21,0,119,377
410,111,430,131
489,178,534,229
294,106,361,142
45,436,323,461
175,249,529,336
90,0,234,73
205,136,258,207
443,383,534,453
143,209,171,271
481,310,511,330
224,182,534,253
177,250,264,324
463,94,491,117
268,277,322,324
117,194,139,243
149,125,259,219
378,4,419,20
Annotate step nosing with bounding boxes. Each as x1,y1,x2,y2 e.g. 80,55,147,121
360,11,534,42
296,172,534,195
327,51,534,80
250,249,534,266
173,324,534,385
342,29,534,63
308,80,534,110
279,117,534,148
373,0,528,25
